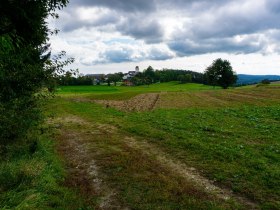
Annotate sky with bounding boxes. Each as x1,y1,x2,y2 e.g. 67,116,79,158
49,0,280,75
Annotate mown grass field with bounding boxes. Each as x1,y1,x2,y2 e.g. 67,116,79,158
49,82,280,209
57,81,220,100
2,82,278,209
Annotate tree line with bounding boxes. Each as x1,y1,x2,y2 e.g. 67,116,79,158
58,72,93,86
131,66,204,85
58,60,237,89
58,68,205,86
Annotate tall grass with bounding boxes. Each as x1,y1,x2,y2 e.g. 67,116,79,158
0,130,88,209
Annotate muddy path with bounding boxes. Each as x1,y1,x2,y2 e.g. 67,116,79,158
51,115,259,209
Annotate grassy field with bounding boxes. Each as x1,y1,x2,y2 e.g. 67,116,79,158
57,82,220,100
48,82,280,209
3,82,278,209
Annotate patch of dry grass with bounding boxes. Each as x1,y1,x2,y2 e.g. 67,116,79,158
157,87,280,109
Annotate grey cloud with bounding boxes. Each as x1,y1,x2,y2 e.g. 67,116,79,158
167,0,280,56
58,9,120,32
98,45,174,64
62,0,280,42
116,16,163,43
69,0,156,13
148,47,174,60
55,0,280,63
268,29,280,40
188,17,260,40
159,0,232,10
59,0,164,42
101,48,134,63
266,0,280,13
168,36,265,56
80,59,94,66
175,6,279,40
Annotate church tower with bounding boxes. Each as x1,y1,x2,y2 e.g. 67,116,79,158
135,66,139,73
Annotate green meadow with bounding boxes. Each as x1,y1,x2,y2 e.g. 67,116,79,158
1,82,279,209
57,82,219,99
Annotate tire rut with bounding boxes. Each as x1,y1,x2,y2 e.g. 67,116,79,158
54,116,129,210
123,136,259,209
52,115,259,209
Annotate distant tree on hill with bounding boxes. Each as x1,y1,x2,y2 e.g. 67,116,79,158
178,74,192,83
143,66,156,84
126,67,204,86
154,69,203,83
204,58,237,89
58,73,93,86
107,73,122,86
261,79,270,84
131,72,145,86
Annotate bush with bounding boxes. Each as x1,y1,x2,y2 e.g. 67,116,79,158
261,79,270,84
0,44,43,143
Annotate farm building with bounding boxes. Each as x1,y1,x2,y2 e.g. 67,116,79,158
86,74,105,85
123,66,140,86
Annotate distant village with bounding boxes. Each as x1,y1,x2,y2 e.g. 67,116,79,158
86,66,140,86
58,66,205,86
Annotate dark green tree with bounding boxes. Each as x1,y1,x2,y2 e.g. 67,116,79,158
131,72,145,86
204,58,237,89
108,73,122,86
143,66,156,85
177,74,192,83
0,0,70,143
261,79,270,84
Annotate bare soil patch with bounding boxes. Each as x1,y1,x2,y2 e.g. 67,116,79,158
94,93,160,112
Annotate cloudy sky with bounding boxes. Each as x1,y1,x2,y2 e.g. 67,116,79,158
49,0,280,75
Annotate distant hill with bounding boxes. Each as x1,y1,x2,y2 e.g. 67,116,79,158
237,74,280,85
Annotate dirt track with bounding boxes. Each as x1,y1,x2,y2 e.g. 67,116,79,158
55,116,129,209
52,115,258,209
